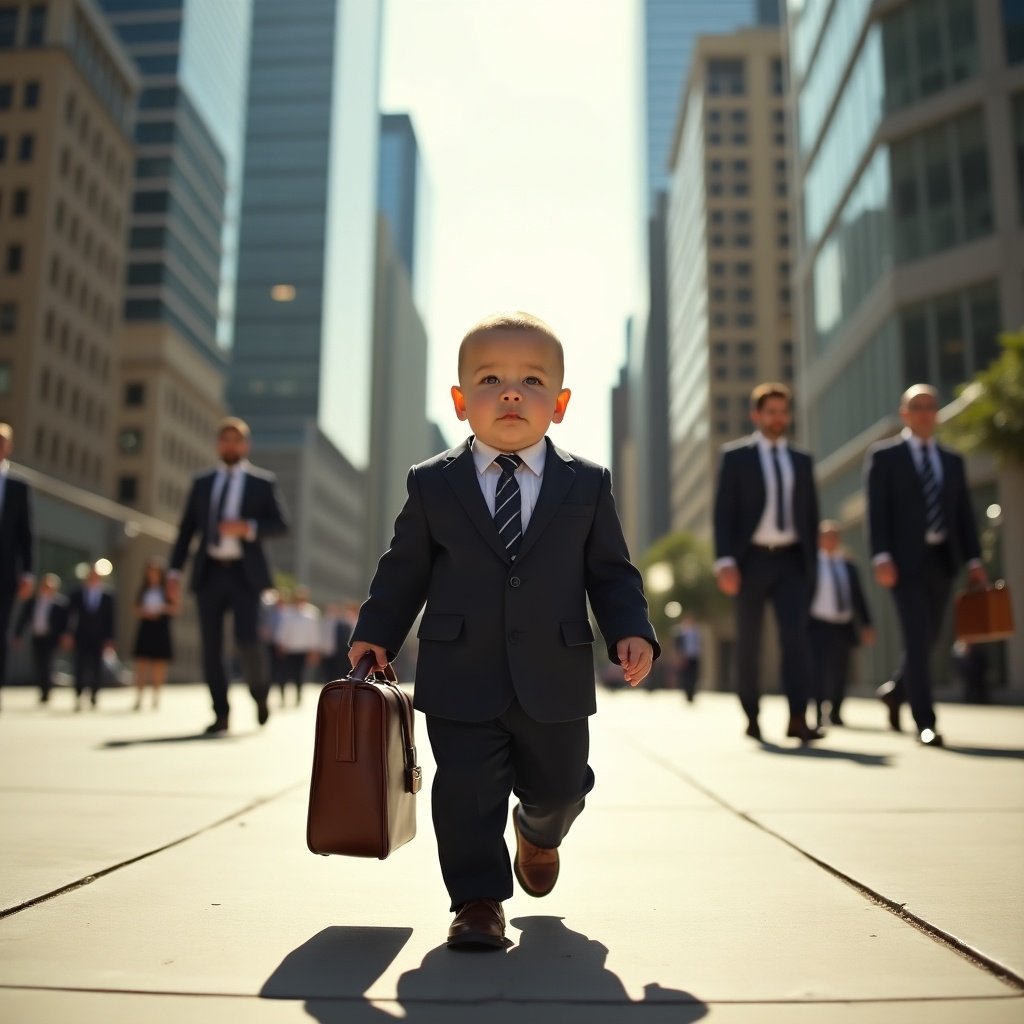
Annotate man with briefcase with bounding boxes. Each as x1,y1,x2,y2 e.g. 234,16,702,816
865,384,987,747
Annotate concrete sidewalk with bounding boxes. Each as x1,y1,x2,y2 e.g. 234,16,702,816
0,682,1022,1022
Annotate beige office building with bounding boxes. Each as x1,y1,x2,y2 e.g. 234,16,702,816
665,29,795,541
0,0,136,495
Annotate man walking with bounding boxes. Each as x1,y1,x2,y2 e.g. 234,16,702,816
168,418,288,733
808,521,874,727
63,563,116,710
866,385,986,746
0,424,34,708
713,382,822,742
14,574,68,703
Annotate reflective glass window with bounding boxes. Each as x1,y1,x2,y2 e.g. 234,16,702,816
1004,0,1024,64
935,294,966,399
1014,92,1024,224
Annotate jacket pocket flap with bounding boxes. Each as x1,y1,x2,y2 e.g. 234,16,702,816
417,613,465,641
560,620,595,646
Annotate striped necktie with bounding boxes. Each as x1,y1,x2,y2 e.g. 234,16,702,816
918,442,946,535
493,454,523,560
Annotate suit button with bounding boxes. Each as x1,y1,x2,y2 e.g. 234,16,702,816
509,576,521,588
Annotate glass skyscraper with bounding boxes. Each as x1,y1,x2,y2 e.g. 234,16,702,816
98,0,252,361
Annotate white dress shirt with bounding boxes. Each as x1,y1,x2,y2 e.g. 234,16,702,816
751,433,798,547
811,551,853,624
0,460,7,516
207,460,253,560
33,595,52,636
902,427,947,544
141,587,166,614
471,437,547,533
276,603,322,653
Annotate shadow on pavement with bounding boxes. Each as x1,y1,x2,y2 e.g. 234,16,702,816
942,745,1024,760
756,741,891,767
98,731,259,748
260,916,708,1023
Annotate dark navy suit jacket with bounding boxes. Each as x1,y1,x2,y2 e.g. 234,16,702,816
0,474,33,596
169,466,288,593
353,437,660,724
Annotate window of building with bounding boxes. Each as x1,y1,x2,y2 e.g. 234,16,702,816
23,81,39,108
708,110,722,124
732,110,747,125
709,183,723,196
10,186,27,217
711,262,726,276
712,287,726,302
736,313,755,327
124,381,146,407
778,233,790,247
736,288,752,303
771,58,784,96
715,395,729,411
708,58,746,97
26,5,45,46
0,362,10,395
708,159,722,174
118,476,138,504
1014,92,1024,223
735,262,752,277
0,7,17,48
734,234,751,247
0,301,14,333
17,134,33,161
713,313,727,327
5,244,22,273
968,280,1002,369
733,182,749,196
708,132,722,145
1006,0,1024,63
773,133,785,147
0,135,6,161
734,210,750,225
710,234,725,247
711,210,724,224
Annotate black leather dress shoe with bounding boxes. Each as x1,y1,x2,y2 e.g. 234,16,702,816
877,681,902,732
919,728,944,747
204,716,229,735
786,716,823,742
745,720,761,740
447,899,505,950
256,697,270,726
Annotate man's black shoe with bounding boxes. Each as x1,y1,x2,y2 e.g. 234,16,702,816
204,716,229,735
256,697,270,726
876,681,902,732
745,720,761,740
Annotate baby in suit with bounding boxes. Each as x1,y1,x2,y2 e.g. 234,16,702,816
350,311,659,950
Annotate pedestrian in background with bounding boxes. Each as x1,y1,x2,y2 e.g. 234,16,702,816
131,558,178,711
63,562,116,711
14,574,68,704
167,417,288,734
275,585,320,704
672,613,702,703
0,423,35,711
808,521,874,728
712,382,822,743
866,384,986,747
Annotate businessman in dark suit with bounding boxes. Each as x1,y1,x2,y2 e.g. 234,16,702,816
0,423,35,708
808,521,874,728
350,313,658,949
866,384,986,746
14,574,69,703
713,382,822,743
63,563,116,710
168,418,288,733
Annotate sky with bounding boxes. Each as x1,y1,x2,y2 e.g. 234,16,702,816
380,0,646,466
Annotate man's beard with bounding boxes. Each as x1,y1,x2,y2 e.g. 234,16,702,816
221,452,242,466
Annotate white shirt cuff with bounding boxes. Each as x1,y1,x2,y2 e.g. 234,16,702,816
966,558,983,571
714,557,737,572
871,553,893,567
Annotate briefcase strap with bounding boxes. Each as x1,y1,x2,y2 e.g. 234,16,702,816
348,654,423,795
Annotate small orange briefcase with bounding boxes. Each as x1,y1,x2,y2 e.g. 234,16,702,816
954,581,1014,644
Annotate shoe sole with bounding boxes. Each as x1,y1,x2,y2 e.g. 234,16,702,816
512,807,559,898
446,932,505,950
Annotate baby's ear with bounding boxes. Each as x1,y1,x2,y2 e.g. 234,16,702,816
551,388,571,424
450,385,469,421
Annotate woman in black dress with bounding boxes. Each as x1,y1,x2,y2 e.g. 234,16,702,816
131,558,177,710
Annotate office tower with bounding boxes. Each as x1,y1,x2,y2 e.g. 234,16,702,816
229,0,383,600
0,0,136,500
788,0,1024,689
665,29,793,540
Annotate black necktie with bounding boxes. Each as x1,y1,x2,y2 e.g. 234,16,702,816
918,443,945,535
493,454,523,561
211,471,233,544
830,560,849,614
771,444,786,532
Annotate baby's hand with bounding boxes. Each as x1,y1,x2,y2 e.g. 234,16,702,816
616,636,654,687
349,641,389,672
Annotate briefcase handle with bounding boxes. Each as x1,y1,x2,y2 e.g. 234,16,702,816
347,654,422,795
964,578,1008,594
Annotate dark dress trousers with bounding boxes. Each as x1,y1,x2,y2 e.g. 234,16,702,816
65,588,116,699
865,436,981,731
713,437,820,721
0,474,34,693
809,559,872,717
15,595,69,699
169,466,288,718
353,437,659,908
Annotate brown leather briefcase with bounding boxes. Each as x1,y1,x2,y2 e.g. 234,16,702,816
954,581,1014,644
307,655,422,859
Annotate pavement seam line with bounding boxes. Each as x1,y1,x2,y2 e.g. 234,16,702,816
0,780,305,921
625,734,1024,993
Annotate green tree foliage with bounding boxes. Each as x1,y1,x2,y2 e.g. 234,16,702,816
638,531,728,642
942,331,1024,465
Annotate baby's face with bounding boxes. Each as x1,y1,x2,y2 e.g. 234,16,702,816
451,330,570,452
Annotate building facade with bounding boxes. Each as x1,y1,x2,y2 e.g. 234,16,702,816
788,0,1024,688
227,0,383,600
666,30,795,540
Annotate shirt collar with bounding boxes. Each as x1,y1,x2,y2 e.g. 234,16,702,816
755,431,788,452
901,427,933,452
471,437,547,478
218,459,251,475
0,460,8,476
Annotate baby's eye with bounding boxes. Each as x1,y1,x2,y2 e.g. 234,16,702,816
481,375,499,384
523,376,542,385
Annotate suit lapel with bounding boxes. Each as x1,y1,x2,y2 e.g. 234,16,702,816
442,440,511,563
744,440,765,514
199,471,217,539
516,439,575,564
